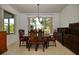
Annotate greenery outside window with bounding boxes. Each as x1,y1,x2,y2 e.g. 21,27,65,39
28,17,52,35
3,11,15,34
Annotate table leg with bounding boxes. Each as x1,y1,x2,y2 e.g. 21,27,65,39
35,44,38,51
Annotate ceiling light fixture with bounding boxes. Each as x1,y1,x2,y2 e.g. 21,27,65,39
37,4,40,20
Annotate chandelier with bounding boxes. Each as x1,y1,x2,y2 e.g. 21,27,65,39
37,4,40,20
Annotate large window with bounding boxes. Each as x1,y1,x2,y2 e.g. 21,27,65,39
29,17,52,34
3,11,15,34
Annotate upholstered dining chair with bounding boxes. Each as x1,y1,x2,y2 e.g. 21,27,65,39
48,32,56,47
28,30,37,51
37,30,45,52
18,29,28,47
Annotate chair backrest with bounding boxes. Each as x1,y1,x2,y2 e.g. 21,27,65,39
29,30,37,42
19,29,25,39
38,30,44,40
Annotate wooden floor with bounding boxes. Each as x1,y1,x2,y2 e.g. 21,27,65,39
2,41,75,55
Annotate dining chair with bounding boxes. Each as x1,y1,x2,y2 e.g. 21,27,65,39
48,32,56,47
18,29,28,47
37,29,45,52
28,30,37,51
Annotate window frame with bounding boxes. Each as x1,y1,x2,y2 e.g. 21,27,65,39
3,10,15,34
28,17,52,34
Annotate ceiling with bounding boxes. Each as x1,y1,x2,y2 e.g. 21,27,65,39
10,4,67,13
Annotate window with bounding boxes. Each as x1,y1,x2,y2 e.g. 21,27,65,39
3,11,15,34
29,17,52,34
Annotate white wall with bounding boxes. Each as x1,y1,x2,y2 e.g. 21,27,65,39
0,4,20,46
60,5,79,27
0,5,60,47
18,13,60,34
0,8,3,31
17,14,28,35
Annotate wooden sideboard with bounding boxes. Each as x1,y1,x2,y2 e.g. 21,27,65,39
57,28,69,45
56,22,79,54
0,31,7,54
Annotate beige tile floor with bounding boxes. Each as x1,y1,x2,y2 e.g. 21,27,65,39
2,41,75,55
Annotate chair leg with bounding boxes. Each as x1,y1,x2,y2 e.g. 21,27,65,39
26,41,28,48
35,44,38,51
35,46,37,51
26,41,27,48
28,43,30,51
43,44,45,52
45,41,48,49
47,41,49,48
19,41,21,47
45,43,47,49
54,41,56,47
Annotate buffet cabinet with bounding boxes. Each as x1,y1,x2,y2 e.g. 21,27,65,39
0,31,7,54
57,28,69,45
56,22,79,54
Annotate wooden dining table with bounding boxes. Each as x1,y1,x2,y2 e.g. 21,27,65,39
25,34,50,51
35,35,49,51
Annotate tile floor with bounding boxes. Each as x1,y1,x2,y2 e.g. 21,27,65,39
2,41,75,55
